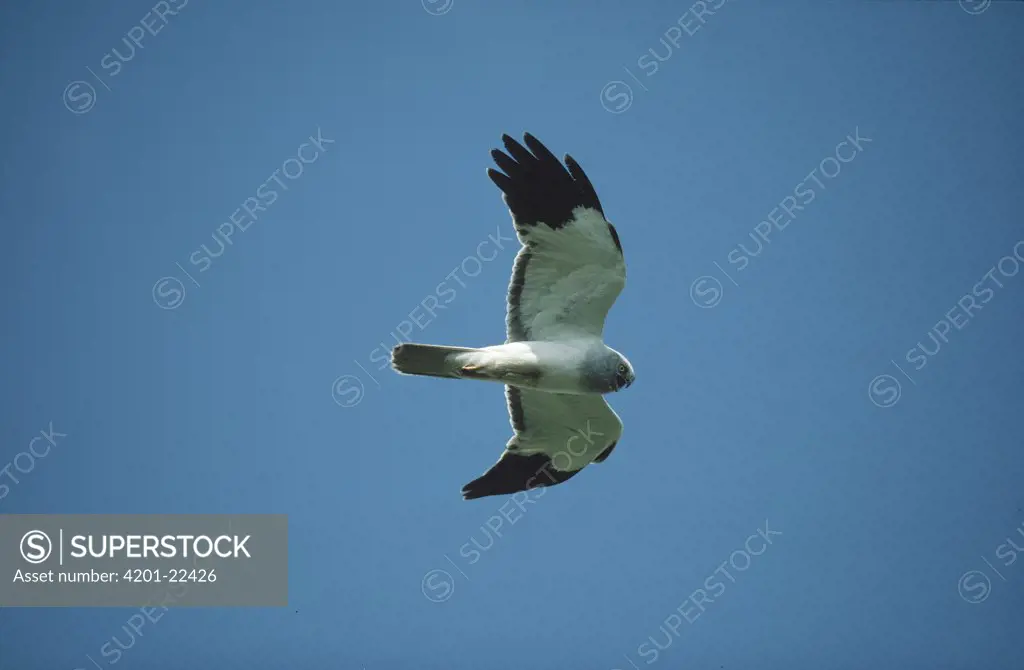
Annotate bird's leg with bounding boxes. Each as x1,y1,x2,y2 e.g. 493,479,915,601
459,364,489,379
458,360,540,385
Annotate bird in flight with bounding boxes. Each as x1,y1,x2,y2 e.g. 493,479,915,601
391,133,633,500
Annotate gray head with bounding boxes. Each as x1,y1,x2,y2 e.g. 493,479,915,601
581,346,635,394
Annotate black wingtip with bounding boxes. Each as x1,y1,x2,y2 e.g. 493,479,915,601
460,452,582,500
487,131,607,230
460,479,492,501
487,167,513,194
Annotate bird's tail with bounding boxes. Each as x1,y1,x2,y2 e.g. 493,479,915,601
391,344,480,379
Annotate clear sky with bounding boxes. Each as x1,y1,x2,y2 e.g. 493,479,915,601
2,0,1023,668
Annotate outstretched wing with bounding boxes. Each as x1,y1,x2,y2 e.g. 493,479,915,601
461,386,623,500
488,133,627,343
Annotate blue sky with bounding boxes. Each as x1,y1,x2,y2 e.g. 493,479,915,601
2,0,1023,668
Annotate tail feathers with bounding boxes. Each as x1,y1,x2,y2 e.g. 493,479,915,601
391,344,478,379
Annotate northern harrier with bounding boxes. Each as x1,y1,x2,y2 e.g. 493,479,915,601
392,133,633,500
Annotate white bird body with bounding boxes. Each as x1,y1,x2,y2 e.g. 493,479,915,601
459,339,598,394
